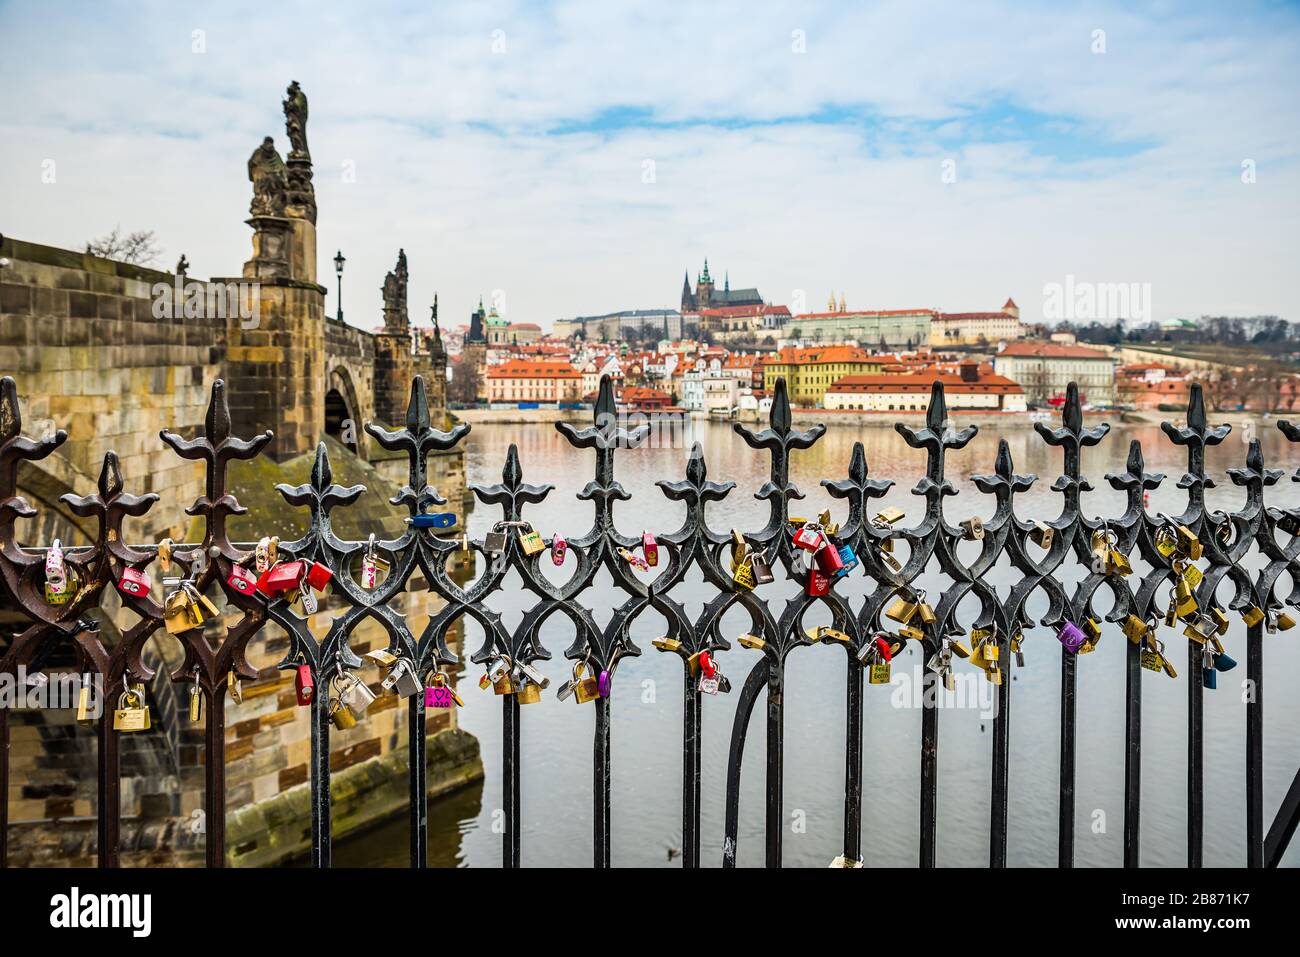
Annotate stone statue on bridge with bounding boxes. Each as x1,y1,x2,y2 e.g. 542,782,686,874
283,80,310,158
382,249,410,331
247,137,288,217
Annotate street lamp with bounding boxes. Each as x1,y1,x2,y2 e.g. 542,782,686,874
333,250,346,322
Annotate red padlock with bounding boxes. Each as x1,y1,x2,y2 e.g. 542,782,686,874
697,650,717,679
116,567,151,598
814,540,846,575
294,664,314,706
792,522,824,552
873,635,893,662
806,569,831,597
551,533,567,566
642,531,659,568
257,559,306,596
304,561,333,592
227,564,259,596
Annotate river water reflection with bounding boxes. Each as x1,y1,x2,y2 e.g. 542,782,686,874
335,415,1300,867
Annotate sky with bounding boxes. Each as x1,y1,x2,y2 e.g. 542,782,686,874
1,0,1298,331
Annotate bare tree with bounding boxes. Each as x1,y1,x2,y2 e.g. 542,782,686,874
85,226,161,266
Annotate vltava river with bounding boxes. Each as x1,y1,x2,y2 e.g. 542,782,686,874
337,415,1300,867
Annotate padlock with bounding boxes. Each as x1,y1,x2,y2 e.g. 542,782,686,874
117,566,151,598
1214,650,1238,673
1057,620,1087,654
1140,641,1165,674
556,660,587,701
366,648,399,669
45,539,67,593
163,589,199,635
917,600,937,626
642,531,659,567
806,569,831,597
1173,572,1198,620
228,669,243,704
113,688,151,732
792,522,824,552
737,634,766,650
874,507,905,526
1078,617,1102,654
959,516,984,541
258,559,307,596
425,673,463,708
254,536,278,574
1276,610,1296,631
732,557,756,590
516,661,550,689
832,544,858,578
815,539,846,575
1241,605,1265,627
573,674,601,704
1123,614,1149,645
618,546,649,571
1176,524,1203,561
597,669,612,697
303,561,332,592
189,677,203,723
410,512,456,529
1029,521,1054,549
652,637,682,653
886,595,918,624
381,658,424,698
493,674,515,695
227,564,259,596
483,526,508,553
1277,511,1300,536
329,697,357,730
480,656,510,690
749,549,775,585
551,533,568,566
1208,606,1229,636
515,678,542,704
1010,632,1025,668
295,664,314,706
76,677,93,724
157,537,174,574
337,672,377,718
45,580,72,605
518,524,545,556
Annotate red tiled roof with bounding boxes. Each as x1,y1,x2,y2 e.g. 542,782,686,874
770,345,877,365
997,342,1110,360
486,359,581,379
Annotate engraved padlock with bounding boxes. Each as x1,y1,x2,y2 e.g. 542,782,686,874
425,672,463,709
806,569,831,597
113,687,151,732
518,524,545,557
227,563,259,596
642,531,659,567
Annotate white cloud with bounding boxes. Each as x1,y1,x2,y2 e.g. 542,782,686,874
1,0,1297,327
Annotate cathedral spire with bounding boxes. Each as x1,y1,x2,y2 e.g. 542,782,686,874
701,258,711,283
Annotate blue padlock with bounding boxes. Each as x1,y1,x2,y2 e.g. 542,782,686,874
1202,667,1217,690
1215,651,1237,672
834,544,858,579
411,512,456,529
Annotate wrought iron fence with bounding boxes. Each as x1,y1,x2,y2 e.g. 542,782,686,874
1,370,1298,869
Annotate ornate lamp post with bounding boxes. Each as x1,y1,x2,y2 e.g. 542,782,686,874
333,250,346,322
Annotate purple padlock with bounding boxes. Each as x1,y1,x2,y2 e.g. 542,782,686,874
1057,620,1087,654
597,669,611,697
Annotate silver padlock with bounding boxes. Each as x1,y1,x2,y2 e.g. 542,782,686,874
381,658,424,698
338,671,377,717
516,660,550,690
483,526,507,553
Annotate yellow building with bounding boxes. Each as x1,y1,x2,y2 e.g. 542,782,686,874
761,345,884,407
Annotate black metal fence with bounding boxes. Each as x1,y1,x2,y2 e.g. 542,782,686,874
1,371,1298,868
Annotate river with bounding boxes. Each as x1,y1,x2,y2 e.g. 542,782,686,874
334,415,1300,867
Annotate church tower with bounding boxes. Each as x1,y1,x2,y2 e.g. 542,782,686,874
680,270,695,312
696,258,714,309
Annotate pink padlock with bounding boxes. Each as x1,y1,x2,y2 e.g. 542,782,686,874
426,684,453,709
116,567,151,598
642,531,659,568
551,533,567,567
227,564,258,596
45,539,67,593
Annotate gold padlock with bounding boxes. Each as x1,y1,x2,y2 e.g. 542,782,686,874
1242,606,1265,628
959,516,984,541
652,638,682,653
189,682,203,723
113,688,151,732
493,675,515,695
886,596,918,624
518,526,545,557
330,698,357,730
76,679,93,724
1176,524,1203,561
1277,611,1296,631
917,601,937,625
516,680,542,705
898,625,926,642
573,675,601,704
1123,614,1148,645
868,661,891,685
732,559,756,591
737,634,766,650
874,507,905,526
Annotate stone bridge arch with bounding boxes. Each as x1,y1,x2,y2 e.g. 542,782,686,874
324,364,368,456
